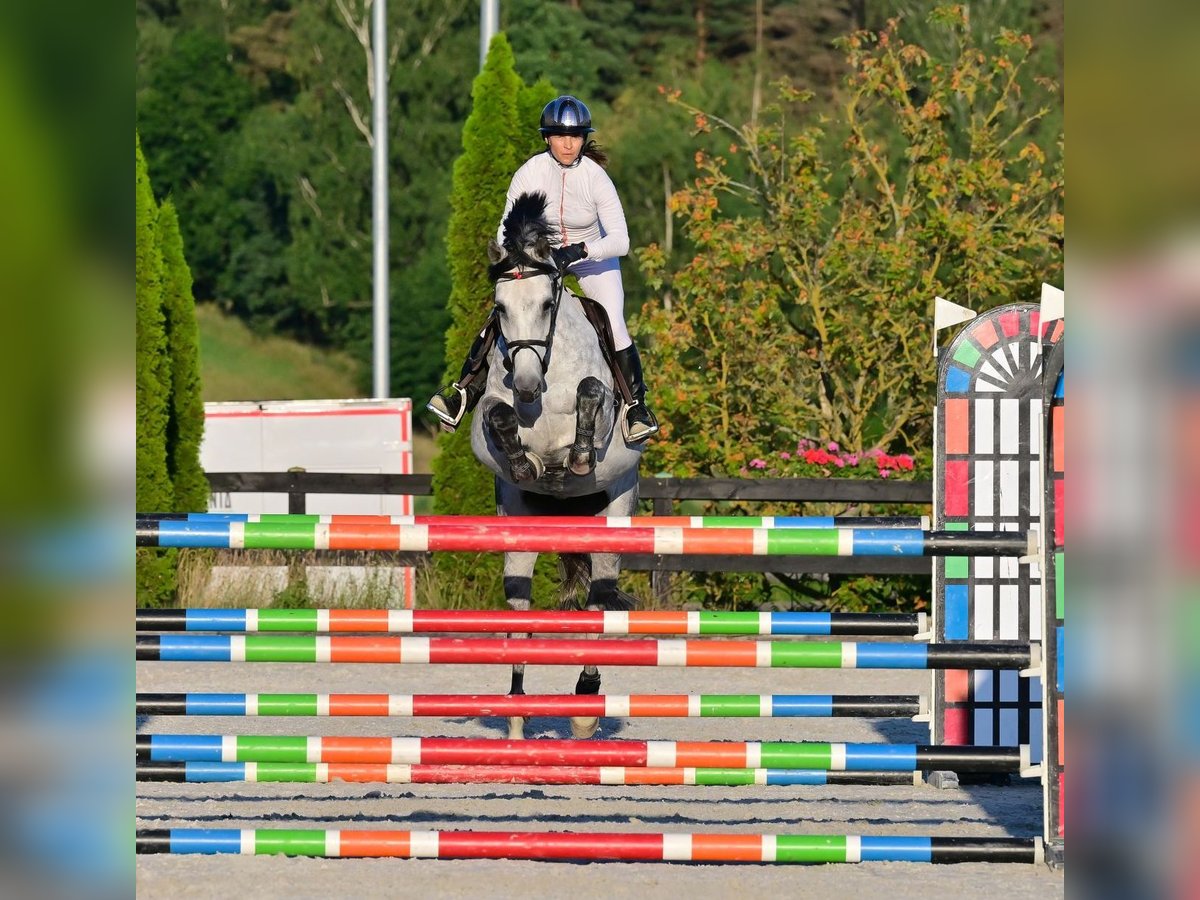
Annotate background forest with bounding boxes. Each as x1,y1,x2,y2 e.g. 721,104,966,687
136,0,1062,452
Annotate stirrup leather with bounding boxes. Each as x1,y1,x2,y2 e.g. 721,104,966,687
427,384,468,428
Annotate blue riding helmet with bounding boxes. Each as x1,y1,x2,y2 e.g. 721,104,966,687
539,96,594,137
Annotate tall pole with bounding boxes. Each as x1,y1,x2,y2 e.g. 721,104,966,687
372,0,389,398
480,0,499,69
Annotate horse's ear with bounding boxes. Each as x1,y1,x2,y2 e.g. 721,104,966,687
487,239,504,264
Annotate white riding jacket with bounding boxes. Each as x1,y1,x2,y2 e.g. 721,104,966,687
498,151,630,262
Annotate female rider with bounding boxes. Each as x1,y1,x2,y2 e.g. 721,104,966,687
427,95,658,443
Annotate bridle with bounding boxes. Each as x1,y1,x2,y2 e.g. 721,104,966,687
489,252,566,375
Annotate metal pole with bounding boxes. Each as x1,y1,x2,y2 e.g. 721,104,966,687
480,0,499,69
372,0,389,398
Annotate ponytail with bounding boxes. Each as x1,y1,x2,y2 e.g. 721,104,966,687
582,140,609,167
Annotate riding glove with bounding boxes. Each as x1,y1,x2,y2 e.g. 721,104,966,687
551,242,588,271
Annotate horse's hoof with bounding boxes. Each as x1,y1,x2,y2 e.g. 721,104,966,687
570,716,599,739
568,450,594,476
509,453,544,483
507,716,526,740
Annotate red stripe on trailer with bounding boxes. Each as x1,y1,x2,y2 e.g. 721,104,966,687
329,636,401,663
328,524,401,551
435,831,665,861
327,610,390,632
327,694,390,716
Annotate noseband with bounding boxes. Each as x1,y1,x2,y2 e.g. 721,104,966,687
490,255,565,375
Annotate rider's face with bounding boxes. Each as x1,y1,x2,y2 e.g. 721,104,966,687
546,133,583,166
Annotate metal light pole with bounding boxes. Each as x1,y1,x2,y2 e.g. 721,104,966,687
480,0,499,69
371,0,389,399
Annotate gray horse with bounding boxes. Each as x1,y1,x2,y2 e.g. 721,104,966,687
470,191,643,739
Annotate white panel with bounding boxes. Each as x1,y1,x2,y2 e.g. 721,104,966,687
999,399,1020,454
974,708,994,744
973,585,994,639
1000,708,1020,746
974,399,994,452
1028,707,1044,764
999,669,1019,702
974,668,994,702
973,462,994,517
1029,586,1043,641
999,461,1020,516
1028,460,1042,518
999,585,1020,640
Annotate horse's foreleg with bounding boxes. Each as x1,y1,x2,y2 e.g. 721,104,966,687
487,403,540,483
568,376,605,476
504,551,537,740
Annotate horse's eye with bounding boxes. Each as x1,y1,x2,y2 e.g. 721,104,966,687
542,300,554,313
494,303,506,316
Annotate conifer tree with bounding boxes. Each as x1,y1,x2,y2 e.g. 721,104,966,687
157,198,209,512
431,35,554,604
135,133,176,605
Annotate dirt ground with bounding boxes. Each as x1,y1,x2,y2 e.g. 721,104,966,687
136,653,1065,899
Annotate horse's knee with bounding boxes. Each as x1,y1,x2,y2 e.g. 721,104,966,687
569,376,605,475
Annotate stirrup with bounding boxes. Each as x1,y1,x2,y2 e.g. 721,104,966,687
621,403,659,443
426,384,467,430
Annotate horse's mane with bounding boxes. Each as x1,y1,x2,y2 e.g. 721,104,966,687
489,192,556,281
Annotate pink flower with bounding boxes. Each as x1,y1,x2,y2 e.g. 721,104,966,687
749,458,767,469
879,469,891,478
779,452,791,461
827,441,839,452
847,453,860,466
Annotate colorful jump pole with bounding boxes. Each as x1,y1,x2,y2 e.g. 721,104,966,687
135,519,1032,557
136,691,924,719
136,608,925,637
137,734,1036,774
137,761,922,787
136,634,1033,669
135,828,1043,864
139,512,928,529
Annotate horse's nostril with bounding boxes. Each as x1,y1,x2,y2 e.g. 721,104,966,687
516,389,540,404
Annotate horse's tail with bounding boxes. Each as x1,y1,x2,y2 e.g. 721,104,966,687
556,554,637,611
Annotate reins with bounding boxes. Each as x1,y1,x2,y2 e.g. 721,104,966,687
489,251,566,374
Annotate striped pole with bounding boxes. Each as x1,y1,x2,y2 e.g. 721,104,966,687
137,761,922,787
136,734,1034,773
135,520,1031,557
139,512,928,529
135,634,1032,669
136,608,925,637
135,828,1042,863
136,692,924,719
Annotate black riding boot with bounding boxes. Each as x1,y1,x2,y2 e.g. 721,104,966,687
613,344,659,442
426,329,492,431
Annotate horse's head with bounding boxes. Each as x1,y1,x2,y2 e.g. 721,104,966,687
488,192,563,404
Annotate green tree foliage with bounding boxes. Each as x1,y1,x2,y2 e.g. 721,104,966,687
637,10,1063,480
136,134,176,605
430,35,554,604
157,199,210,512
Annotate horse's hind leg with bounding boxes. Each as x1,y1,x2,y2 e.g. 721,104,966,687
503,550,537,740
568,376,605,476
486,403,542,483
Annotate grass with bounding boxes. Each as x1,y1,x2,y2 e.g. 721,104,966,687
197,302,365,402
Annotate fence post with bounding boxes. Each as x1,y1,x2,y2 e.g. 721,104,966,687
651,495,673,606
287,467,306,515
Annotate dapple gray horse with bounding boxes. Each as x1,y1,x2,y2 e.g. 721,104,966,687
470,191,643,739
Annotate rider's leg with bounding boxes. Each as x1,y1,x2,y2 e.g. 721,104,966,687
426,319,495,431
576,265,659,442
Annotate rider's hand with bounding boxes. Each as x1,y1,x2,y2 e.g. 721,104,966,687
551,242,588,271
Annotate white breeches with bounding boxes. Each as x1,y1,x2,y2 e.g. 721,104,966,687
574,258,631,350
